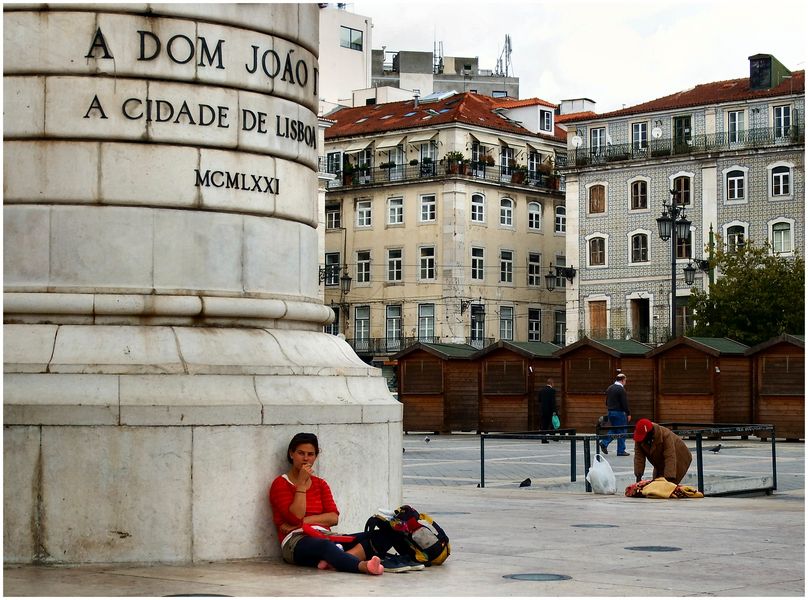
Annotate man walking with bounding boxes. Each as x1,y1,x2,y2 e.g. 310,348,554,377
538,378,557,443
601,373,631,456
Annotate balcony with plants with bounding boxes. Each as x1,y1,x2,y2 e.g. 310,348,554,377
319,151,564,192
564,122,804,169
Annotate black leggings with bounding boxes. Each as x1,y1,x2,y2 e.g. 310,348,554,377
292,529,398,573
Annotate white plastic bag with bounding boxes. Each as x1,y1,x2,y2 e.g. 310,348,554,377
586,454,616,494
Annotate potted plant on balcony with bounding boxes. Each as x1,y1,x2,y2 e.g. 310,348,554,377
511,164,528,184
342,162,356,185
420,156,435,176
409,158,419,166
379,161,396,169
484,154,496,166
444,151,465,174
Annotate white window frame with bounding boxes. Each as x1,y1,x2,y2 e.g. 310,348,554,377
386,248,403,282
722,221,748,254
773,104,792,138
354,306,370,342
387,197,403,225
585,232,609,269
418,303,435,340
356,250,371,283
356,199,372,227
727,109,745,144
527,252,542,287
385,304,402,343
419,194,437,222
540,110,553,132
554,255,567,289
553,309,566,345
527,201,542,230
499,249,514,283
500,197,514,226
627,228,651,265
555,206,566,233
324,252,340,286
528,308,542,342
590,127,606,153
326,204,341,229
628,176,650,212
585,181,608,216
471,193,486,223
631,122,648,150
471,247,485,281
499,306,514,341
722,165,749,204
669,171,695,207
767,161,794,200
768,218,795,255
419,246,436,280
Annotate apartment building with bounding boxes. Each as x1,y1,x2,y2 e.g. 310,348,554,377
317,4,372,113
560,54,804,345
372,50,520,99
320,91,567,369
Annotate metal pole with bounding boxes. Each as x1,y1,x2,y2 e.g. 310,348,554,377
695,432,703,492
570,436,576,482
670,208,677,340
480,435,485,488
583,439,592,492
770,426,777,490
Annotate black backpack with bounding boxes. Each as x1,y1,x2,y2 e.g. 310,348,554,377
364,505,450,566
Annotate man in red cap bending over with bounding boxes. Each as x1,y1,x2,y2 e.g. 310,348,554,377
633,419,693,484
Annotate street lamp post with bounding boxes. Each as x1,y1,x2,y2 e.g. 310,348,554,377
656,190,691,340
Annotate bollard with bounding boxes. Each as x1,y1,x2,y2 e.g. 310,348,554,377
480,435,485,488
770,426,777,490
695,433,704,493
583,439,592,492
570,436,577,482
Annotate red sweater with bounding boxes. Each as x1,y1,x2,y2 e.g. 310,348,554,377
268,474,339,544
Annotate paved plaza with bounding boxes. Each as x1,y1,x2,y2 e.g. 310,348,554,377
4,434,805,596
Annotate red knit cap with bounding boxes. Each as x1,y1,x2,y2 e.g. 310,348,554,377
634,418,654,442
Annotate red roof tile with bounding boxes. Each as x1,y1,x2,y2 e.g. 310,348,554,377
564,71,805,123
556,111,597,123
324,92,564,142
490,96,557,110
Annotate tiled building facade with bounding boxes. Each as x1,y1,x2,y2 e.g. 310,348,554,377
561,55,804,345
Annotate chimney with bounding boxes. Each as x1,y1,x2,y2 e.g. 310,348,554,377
413,89,420,107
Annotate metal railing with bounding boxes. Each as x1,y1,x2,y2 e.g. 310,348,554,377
566,124,804,168
593,422,777,495
319,159,565,193
480,423,777,496
576,326,677,345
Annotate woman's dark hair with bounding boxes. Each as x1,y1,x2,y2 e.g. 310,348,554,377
287,432,319,463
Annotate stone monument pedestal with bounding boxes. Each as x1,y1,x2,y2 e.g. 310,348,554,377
3,4,402,564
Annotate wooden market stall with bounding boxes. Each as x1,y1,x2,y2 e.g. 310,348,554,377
475,341,560,432
554,338,653,432
647,336,750,424
746,334,804,440
394,342,478,433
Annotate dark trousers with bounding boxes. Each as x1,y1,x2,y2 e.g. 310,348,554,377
292,528,397,572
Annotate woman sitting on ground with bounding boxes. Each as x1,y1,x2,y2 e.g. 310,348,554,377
269,432,396,575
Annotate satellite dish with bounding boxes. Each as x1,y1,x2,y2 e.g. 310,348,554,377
652,127,663,139
571,135,582,148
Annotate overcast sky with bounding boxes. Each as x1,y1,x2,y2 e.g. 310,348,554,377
351,0,806,113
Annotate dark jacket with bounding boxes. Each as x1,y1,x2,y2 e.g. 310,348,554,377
538,385,556,414
605,382,630,413
634,424,693,484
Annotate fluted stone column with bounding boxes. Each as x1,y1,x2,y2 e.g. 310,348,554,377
3,4,401,564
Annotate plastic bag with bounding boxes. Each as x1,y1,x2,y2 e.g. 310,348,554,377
551,413,560,430
586,454,616,494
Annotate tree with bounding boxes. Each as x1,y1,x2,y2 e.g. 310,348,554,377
688,241,804,346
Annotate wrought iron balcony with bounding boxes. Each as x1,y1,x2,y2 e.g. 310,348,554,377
318,159,565,193
565,124,804,169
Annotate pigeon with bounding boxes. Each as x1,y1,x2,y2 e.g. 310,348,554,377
519,478,532,487
709,444,722,453
402,448,406,453
424,436,431,444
